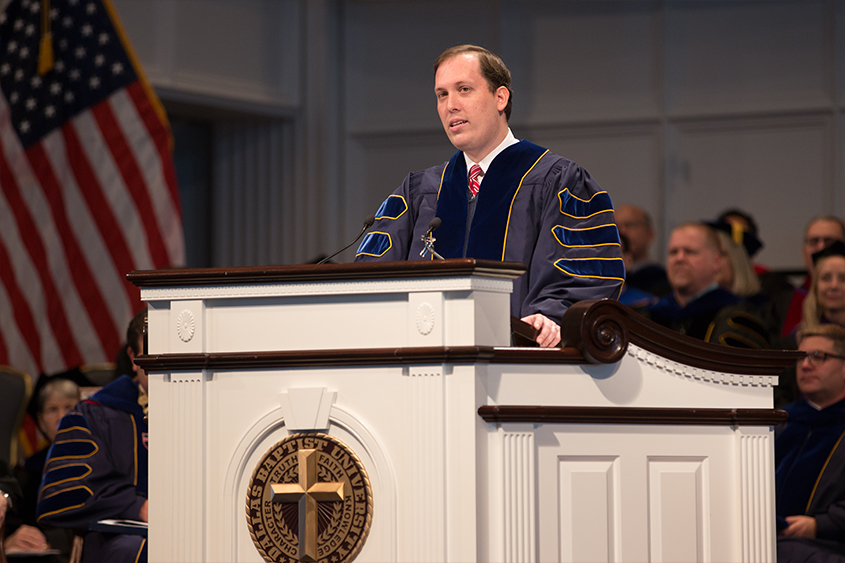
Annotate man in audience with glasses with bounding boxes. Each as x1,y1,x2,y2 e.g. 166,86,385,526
777,323,845,562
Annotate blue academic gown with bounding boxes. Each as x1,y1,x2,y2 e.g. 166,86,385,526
776,398,845,562
36,375,148,563
355,141,625,322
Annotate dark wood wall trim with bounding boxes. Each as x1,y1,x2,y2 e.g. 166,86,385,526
127,258,526,287
134,346,588,371
478,405,788,427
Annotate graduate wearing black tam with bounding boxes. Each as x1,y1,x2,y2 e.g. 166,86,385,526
812,240,845,265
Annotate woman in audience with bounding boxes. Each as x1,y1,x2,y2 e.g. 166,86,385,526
8,379,79,559
802,241,845,330
714,229,762,299
776,241,845,408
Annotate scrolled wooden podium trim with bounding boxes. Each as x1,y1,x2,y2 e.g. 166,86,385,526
560,299,802,374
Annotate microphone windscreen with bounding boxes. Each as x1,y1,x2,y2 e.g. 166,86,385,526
429,217,442,231
363,214,376,228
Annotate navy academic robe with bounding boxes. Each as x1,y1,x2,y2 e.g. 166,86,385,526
36,375,148,563
355,141,625,322
643,287,769,348
776,398,845,562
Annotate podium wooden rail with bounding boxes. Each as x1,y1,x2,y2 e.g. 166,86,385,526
128,259,800,563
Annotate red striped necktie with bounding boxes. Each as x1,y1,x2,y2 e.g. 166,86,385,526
468,164,482,196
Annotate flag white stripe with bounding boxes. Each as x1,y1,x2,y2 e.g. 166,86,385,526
73,108,155,271
42,128,133,342
110,90,184,266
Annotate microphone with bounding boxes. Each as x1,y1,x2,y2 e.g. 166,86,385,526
420,217,444,260
317,215,376,264
427,217,441,234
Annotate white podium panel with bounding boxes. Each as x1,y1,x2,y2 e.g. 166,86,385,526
130,260,798,563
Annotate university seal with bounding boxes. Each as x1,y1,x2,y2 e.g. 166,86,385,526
246,433,373,563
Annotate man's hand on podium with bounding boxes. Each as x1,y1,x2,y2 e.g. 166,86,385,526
521,314,561,348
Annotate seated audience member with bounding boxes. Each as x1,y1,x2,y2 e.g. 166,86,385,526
803,241,845,331
37,310,149,563
709,221,763,300
717,207,769,274
642,222,768,348
776,324,845,562
10,380,79,559
775,242,845,408
615,204,670,296
780,216,845,338
617,233,658,310
1,459,24,540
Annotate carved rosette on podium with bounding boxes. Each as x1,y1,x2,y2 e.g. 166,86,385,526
246,433,373,563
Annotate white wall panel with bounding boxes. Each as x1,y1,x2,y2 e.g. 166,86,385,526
343,0,495,133
664,1,831,116
114,0,301,111
502,1,662,124
667,115,832,269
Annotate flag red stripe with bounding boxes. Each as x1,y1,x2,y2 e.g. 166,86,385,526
0,240,33,368
126,82,182,218
0,148,80,369
91,99,170,269
26,144,120,362
62,125,141,310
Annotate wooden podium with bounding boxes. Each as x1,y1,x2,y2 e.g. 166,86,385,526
129,260,798,563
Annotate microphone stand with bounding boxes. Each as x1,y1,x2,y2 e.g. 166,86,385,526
420,218,444,260
317,215,376,265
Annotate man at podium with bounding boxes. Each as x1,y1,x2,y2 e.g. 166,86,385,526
355,44,624,348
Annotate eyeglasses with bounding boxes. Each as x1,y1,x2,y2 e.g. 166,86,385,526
800,350,845,367
805,237,842,248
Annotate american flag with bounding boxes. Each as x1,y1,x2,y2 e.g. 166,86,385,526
0,0,184,378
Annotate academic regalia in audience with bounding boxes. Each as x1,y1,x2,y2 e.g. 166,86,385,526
643,286,769,348
36,375,148,563
617,284,658,311
625,263,671,297
776,397,845,561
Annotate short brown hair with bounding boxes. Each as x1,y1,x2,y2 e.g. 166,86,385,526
805,215,845,240
673,222,723,255
127,308,147,356
797,323,845,357
434,45,513,120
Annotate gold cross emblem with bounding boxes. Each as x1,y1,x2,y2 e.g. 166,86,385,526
271,448,345,562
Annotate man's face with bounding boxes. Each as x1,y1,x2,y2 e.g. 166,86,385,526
667,226,723,299
803,219,845,273
38,394,77,442
797,335,845,407
817,256,845,316
129,336,148,393
435,53,509,163
615,205,653,262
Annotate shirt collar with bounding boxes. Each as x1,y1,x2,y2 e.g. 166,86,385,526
463,128,519,177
